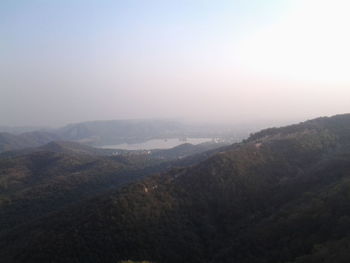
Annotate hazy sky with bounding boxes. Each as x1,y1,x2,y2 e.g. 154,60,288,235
1,0,350,126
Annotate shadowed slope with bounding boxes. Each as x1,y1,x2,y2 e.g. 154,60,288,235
1,114,350,263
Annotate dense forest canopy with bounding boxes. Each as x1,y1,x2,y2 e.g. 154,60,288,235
1,114,350,262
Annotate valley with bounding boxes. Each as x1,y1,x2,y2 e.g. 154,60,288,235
1,114,350,262
3,1,349,262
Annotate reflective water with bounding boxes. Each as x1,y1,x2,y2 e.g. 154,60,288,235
101,137,212,150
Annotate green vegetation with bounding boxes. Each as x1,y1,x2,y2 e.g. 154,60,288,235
1,114,350,262
0,131,60,152
0,140,223,237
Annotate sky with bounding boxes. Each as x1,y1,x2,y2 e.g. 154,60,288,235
1,0,350,126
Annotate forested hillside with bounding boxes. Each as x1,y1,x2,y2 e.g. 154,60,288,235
0,131,60,153
0,140,225,237
1,114,350,263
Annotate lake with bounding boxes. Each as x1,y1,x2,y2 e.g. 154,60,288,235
100,138,212,150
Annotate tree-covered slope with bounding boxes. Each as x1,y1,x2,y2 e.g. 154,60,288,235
0,150,138,233
0,139,225,238
1,114,350,263
0,141,115,158
0,131,60,153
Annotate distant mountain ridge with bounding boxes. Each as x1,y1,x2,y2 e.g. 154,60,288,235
56,119,187,145
0,141,115,158
0,139,227,238
247,114,350,142
0,119,238,153
1,114,350,262
0,131,60,152
0,126,46,134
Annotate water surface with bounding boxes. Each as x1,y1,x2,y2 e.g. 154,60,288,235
101,138,212,150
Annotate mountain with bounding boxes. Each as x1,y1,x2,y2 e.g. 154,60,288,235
0,140,227,166
0,141,115,158
0,126,46,134
109,141,228,161
0,119,239,153
0,131,61,153
149,142,228,160
0,150,139,234
1,114,350,262
55,119,240,146
56,119,189,146
0,139,227,238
